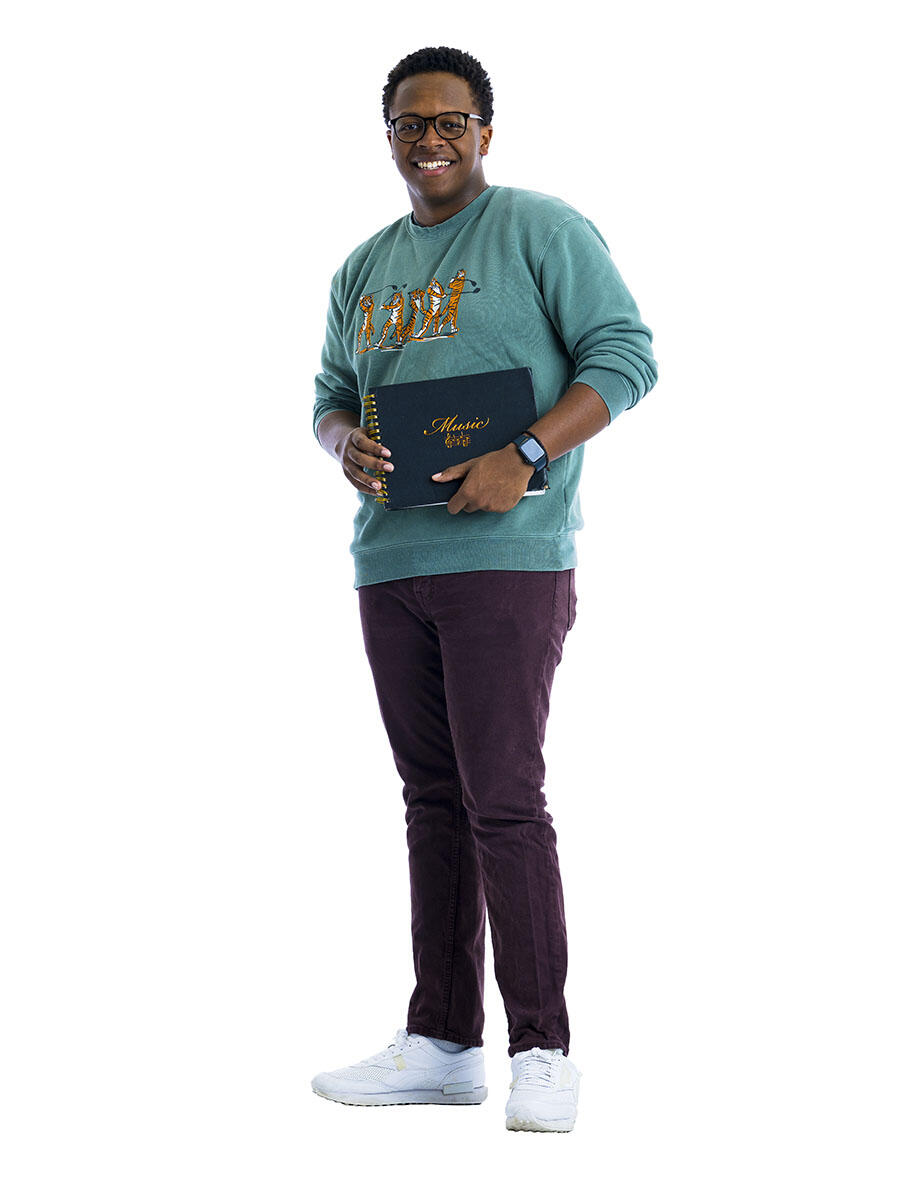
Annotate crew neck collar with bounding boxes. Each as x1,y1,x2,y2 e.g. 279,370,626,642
405,186,495,238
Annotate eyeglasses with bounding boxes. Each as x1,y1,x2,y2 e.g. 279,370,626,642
388,112,484,143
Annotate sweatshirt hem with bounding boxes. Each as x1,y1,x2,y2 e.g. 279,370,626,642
353,534,578,588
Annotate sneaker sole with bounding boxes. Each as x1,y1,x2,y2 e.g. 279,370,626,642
312,1085,488,1106
505,1113,575,1132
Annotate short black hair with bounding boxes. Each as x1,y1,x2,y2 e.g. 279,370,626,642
382,46,494,126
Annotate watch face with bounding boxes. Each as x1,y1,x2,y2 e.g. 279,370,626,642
520,437,543,461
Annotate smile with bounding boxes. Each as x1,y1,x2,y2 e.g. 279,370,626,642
414,160,453,171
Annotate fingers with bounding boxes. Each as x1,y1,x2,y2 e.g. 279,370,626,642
447,487,481,515
344,465,387,495
348,427,392,470
443,449,530,514
432,460,470,481
342,426,393,495
447,483,520,515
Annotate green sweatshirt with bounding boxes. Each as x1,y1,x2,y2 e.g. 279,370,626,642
313,185,657,588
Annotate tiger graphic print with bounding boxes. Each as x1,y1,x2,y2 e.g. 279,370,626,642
355,268,478,354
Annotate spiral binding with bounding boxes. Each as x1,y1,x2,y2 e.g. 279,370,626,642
361,393,389,503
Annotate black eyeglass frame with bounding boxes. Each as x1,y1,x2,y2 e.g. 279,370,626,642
387,112,485,142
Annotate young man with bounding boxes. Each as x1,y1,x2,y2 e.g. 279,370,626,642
311,46,657,1133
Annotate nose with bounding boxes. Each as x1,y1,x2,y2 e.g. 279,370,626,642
417,117,448,147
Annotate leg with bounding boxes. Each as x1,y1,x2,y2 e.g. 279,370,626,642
426,569,576,1057
358,578,487,1046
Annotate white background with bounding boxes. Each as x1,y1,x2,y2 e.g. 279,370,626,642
2,1,897,1196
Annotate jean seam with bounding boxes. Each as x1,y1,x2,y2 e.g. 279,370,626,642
437,769,463,1035
527,572,560,818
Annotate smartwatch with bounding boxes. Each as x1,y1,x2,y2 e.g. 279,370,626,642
512,430,549,471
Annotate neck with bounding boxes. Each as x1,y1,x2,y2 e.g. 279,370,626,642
410,179,489,228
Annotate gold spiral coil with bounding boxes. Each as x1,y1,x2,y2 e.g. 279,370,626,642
361,393,388,503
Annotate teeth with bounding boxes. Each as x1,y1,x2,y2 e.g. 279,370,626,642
416,160,451,169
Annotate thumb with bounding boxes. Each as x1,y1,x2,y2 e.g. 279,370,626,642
432,459,472,481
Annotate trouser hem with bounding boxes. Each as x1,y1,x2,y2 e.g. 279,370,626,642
406,1023,483,1049
509,1040,569,1058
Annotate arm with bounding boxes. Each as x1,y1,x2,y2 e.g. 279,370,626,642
435,382,610,515
528,381,610,458
317,408,394,497
436,217,655,515
313,280,395,496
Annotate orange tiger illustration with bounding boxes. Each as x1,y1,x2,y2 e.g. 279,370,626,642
356,269,473,352
411,278,446,340
401,289,426,342
439,269,467,335
356,294,375,354
376,291,405,349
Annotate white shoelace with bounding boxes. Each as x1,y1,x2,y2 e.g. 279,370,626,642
357,1029,414,1066
514,1048,563,1088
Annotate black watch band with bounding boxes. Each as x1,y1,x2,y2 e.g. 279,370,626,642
512,430,549,471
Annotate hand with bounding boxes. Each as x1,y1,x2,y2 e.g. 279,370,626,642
336,426,394,496
433,443,535,515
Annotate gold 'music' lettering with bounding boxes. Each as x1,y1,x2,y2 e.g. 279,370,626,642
423,414,491,436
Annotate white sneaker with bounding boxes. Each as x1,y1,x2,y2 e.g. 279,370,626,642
505,1047,582,1132
311,1028,488,1106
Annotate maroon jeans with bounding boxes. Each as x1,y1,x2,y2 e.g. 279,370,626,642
357,568,576,1057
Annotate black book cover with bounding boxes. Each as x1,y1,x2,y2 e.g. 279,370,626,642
361,367,549,511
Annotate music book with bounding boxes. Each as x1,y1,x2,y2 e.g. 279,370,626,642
361,367,549,511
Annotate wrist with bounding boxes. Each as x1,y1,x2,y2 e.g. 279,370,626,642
509,430,549,472
502,441,538,475
318,411,360,460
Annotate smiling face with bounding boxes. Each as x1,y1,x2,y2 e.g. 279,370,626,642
386,71,493,227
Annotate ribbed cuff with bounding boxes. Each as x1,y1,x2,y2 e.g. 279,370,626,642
571,367,636,422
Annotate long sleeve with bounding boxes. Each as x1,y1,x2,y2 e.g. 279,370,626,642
310,187,657,587
537,217,657,421
313,282,362,443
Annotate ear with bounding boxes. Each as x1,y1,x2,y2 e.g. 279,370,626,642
479,123,493,157
386,128,394,157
